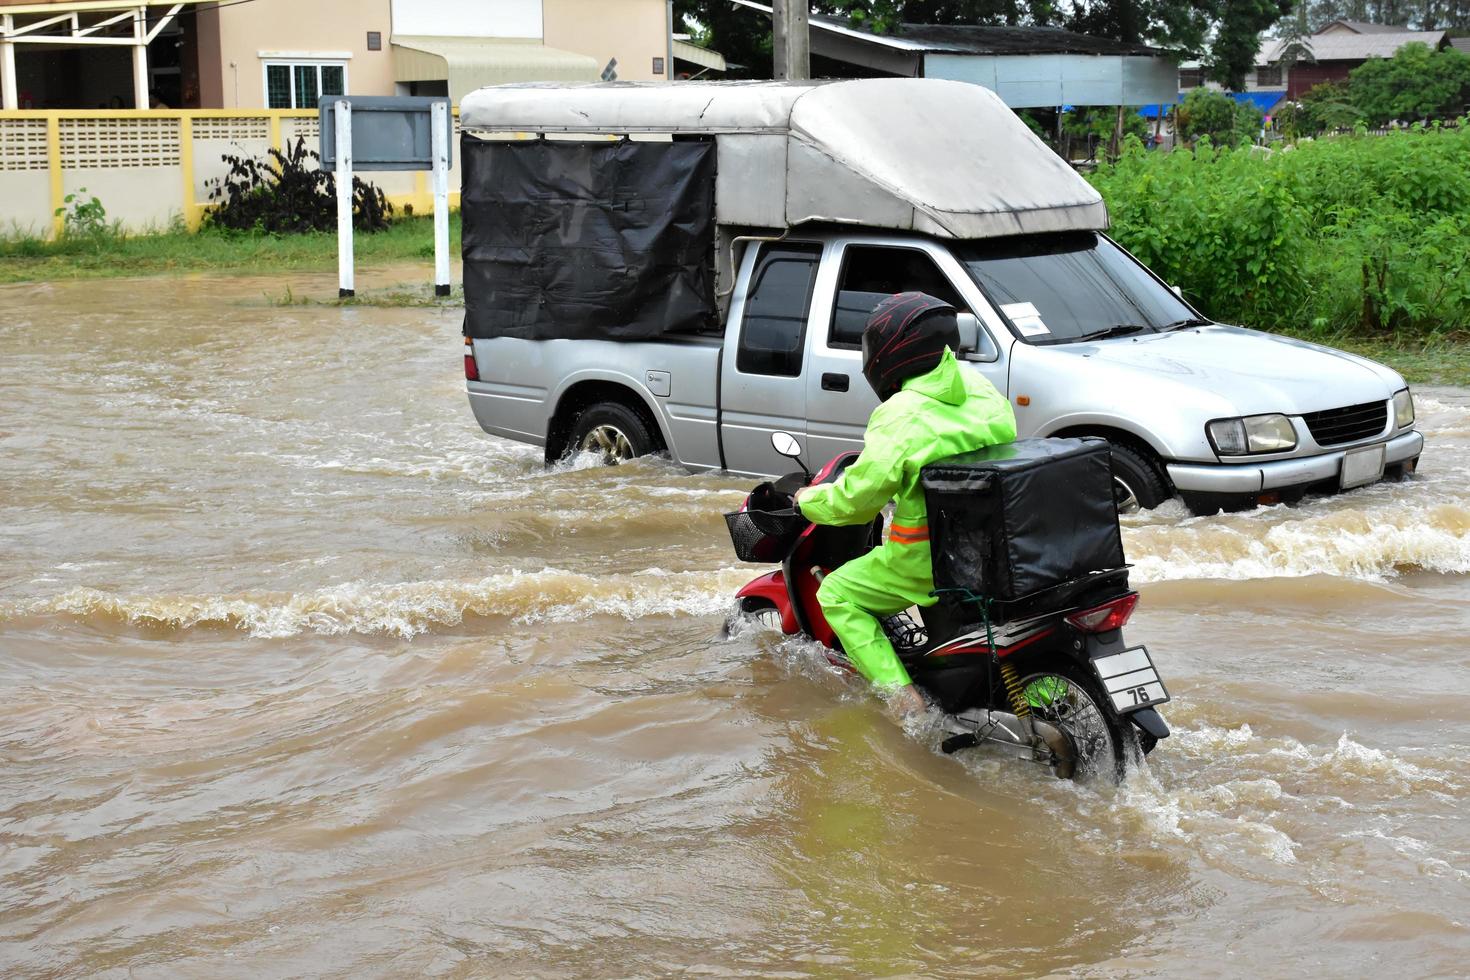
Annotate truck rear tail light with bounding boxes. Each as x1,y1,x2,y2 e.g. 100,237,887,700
1065,593,1139,633
463,337,479,381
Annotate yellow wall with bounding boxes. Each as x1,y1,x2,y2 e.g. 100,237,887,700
197,0,395,109
543,0,670,81
0,110,460,238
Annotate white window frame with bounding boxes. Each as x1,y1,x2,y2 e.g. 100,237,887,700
261,58,350,109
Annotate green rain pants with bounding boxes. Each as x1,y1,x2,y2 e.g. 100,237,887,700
816,526,934,689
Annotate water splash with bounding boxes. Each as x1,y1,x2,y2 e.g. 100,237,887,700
6,567,755,639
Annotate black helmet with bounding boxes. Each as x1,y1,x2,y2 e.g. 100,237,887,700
861,292,960,401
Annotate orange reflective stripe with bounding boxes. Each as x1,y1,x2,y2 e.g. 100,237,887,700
889,522,930,544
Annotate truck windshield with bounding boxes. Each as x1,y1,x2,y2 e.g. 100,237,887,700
957,232,1199,345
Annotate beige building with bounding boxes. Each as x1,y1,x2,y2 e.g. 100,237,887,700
1,0,672,110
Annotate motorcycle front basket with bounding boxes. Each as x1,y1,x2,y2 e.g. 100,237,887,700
723,508,807,563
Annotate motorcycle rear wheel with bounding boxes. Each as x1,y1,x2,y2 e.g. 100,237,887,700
1018,661,1130,781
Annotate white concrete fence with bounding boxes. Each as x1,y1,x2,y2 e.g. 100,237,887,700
0,108,464,237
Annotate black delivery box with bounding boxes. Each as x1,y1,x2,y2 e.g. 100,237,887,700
920,437,1126,607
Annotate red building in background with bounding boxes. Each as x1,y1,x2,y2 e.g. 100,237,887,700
1258,20,1450,100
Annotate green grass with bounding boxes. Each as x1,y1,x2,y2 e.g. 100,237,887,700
1288,331,1470,388
0,214,460,285
5,211,1465,387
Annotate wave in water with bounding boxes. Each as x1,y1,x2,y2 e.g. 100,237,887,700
5,567,755,639
1125,500,1470,582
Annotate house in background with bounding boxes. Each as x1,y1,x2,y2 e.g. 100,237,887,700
1174,20,1451,121
0,0,672,111
1259,19,1449,99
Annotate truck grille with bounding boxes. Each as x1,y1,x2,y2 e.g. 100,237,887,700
1302,400,1389,447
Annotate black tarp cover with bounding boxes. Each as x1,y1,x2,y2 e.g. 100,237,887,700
920,437,1126,603
461,136,717,341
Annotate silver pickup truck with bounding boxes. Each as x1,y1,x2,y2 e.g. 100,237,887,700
459,79,1421,514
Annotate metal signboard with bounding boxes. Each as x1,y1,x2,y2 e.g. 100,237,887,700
317,95,452,171
319,96,454,297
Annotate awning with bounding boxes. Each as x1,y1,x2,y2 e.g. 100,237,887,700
1136,90,1286,118
392,36,600,104
1233,90,1286,113
672,38,727,73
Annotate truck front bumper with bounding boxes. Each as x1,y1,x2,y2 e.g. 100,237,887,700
1166,429,1423,505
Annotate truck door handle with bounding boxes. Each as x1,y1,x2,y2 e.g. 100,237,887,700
822,373,849,392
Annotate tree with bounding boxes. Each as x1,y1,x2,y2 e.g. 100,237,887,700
1275,80,1363,135
1175,86,1265,143
1347,41,1470,124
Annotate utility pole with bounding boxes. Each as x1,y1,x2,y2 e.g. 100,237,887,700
772,0,810,81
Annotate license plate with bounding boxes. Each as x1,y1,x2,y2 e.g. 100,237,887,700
1091,646,1170,714
1340,445,1386,489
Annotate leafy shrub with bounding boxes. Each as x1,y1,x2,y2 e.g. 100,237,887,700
54,187,115,240
1274,82,1362,138
1175,88,1263,146
1348,42,1470,127
1090,124,1470,339
206,137,393,234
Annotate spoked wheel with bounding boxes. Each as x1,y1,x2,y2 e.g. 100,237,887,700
580,424,635,463
1020,664,1128,781
567,402,656,465
724,598,784,638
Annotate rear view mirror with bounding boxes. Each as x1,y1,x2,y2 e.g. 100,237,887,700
955,312,999,362
771,431,803,459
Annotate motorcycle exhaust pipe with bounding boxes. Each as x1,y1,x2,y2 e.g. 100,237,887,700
941,709,1076,778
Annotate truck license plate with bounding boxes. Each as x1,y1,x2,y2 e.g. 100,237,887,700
1091,646,1170,714
1340,444,1386,489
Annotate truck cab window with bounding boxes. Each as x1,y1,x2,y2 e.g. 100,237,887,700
736,243,821,377
830,245,966,348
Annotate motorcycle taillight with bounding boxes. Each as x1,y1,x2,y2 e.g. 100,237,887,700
1065,593,1139,633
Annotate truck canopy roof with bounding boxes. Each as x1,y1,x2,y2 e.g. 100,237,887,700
459,78,1108,240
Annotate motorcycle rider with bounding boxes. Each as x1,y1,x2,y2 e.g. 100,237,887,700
794,292,1017,717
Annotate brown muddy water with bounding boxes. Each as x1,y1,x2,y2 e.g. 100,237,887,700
2,271,1469,978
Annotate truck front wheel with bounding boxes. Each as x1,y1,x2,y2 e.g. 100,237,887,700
568,402,656,464
1107,442,1170,513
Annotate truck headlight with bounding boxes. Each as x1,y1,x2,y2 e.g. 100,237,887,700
1393,388,1414,428
1207,414,1298,456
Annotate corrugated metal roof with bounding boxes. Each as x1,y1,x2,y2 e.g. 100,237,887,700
672,38,726,72
880,23,1164,57
729,0,1161,57
1259,30,1445,63
1451,38,1470,54
392,36,599,103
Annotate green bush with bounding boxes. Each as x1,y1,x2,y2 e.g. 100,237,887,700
205,137,392,234
1274,82,1363,138
1348,42,1470,127
1175,88,1263,146
1089,125,1470,339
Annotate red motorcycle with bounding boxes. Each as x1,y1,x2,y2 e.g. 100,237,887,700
724,433,1170,780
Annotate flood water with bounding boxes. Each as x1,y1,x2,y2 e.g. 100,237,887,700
2,271,1469,977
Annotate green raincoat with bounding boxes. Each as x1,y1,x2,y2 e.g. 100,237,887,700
797,349,1017,688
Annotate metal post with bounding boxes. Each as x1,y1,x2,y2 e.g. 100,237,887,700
334,99,354,297
772,0,809,81
1,15,17,111
1,41,17,111
430,99,450,297
131,7,149,108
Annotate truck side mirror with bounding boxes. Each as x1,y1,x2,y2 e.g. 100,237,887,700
955,312,998,363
